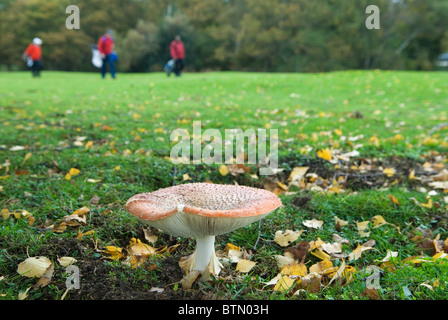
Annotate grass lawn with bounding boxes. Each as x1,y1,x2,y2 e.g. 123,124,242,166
0,70,447,301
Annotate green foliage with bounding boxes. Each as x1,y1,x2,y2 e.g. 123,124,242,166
1,0,447,72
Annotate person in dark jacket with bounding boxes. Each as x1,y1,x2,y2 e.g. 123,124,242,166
97,30,116,79
170,35,185,77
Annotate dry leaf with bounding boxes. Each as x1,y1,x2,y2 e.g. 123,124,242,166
389,194,400,205
371,215,388,228
357,221,370,237
311,249,331,260
104,246,125,261
273,275,297,292
303,219,324,229
180,270,201,290
33,263,54,289
348,242,374,262
58,257,77,267
72,207,90,216
321,242,342,255
317,148,332,161
284,242,310,263
235,259,257,273
274,229,303,247
383,168,396,177
287,167,309,187
17,257,52,278
218,165,229,176
280,263,307,277
309,260,333,274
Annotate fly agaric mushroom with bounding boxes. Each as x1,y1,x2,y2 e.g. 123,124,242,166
125,183,281,275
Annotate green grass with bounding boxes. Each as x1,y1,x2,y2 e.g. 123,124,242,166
0,70,447,300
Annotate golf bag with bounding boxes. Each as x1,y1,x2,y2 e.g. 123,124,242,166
164,59,175,76
91,44,102,68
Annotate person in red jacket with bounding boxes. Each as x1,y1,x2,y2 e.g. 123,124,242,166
170,35,185,77
97,30,116,79
23,38,43,77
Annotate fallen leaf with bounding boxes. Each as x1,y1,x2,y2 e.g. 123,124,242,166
309,260,333,274
235,259,257,273
383,168,396,177
180,270,201,290
18,287,31,300
274,229,303,247
104,246,125,261
376,250,398,262
280,263,307,277
363,288,380,300
17,257,52,278
273,275,297,292
218,165,229,176
287,167,309,187
371,215,388,228
357,221,370,237
33,263,54,289
311,249,331,260
389,194,400,205
303,219,324,229
317,148,332,161
321,242,343,255
284,242,310,263
348,242,374,262
58,257,77,267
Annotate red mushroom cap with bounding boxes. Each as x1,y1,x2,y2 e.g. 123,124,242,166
126,183,281,221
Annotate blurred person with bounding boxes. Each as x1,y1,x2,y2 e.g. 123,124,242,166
97,30,116,79
170,35,185,77
23,38,43,77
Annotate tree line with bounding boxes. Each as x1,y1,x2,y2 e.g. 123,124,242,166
0,0,447,73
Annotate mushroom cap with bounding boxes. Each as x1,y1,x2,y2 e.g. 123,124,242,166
125,183,281,238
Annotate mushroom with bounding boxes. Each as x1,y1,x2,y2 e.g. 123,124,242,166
125,183,281,275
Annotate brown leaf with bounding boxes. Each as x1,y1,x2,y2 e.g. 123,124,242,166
284,242,310,263
363,288,380,300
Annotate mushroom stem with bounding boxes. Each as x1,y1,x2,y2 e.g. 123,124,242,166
192,235,220,273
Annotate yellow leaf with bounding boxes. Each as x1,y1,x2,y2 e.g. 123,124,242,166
348,243,374,262
58,257,77,267
309,260,333,274
280,263,307,277
371,215,388,228
68,168,81,176
287,167,309,187
235,259,257,273
72,206,90,216
409,169,416,180
311,249,331,260
218,165,229,176
389,194,400,205
273,275,297,292
104,246,125,261
225,243,241,251
357,221,370,237
334,129,343,136
421,197,433,209
17,257,52,278
274,229,303,247
22,153,32,164
183,173,192,181
317,148,332,161
383,168,396,177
